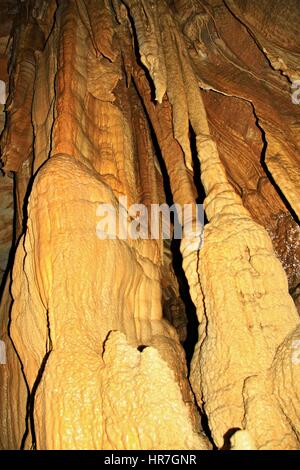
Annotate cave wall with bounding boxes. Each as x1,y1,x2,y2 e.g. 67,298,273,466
0,0,299,450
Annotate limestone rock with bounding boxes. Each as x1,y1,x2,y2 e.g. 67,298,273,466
0,0,299,451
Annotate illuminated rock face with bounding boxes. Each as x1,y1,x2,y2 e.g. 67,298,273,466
0,0,299,450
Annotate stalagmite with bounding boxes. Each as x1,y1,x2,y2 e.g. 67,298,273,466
125,0,300,449
10,154,208,449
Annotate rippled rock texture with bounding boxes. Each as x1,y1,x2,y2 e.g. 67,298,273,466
0,0,299,450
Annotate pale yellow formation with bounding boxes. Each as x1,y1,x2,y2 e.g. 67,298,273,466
122,0,167,104
127,0,300,449
100,331,208,450
10,154,207,449
241,325,300,449
230,430,256,451
0,0,299,451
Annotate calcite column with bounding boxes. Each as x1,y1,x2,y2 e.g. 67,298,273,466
2,0,209,450
1,0,299,451
125,0,300,449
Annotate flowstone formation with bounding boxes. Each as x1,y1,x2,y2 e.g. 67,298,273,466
0,0,299,450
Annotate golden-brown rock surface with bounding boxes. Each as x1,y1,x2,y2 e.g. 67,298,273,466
0,0,299,450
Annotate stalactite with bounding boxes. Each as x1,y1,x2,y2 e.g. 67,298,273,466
121,0,167,104
1,0,209,450
0,0,299,451
126,0,300,449
1,18,44,172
